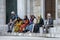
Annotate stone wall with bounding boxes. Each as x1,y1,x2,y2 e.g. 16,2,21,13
0,0,6,25
17,0,27,19
33,0,41,17
57,0,60,18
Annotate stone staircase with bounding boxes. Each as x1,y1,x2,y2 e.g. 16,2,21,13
0,24,60,38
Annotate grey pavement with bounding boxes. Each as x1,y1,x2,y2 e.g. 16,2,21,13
0,36,60,40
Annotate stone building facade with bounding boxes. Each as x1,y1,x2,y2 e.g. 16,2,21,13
0,0,60,24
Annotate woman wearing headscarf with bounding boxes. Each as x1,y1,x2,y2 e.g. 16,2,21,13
33,15,44,33
20,15,29,32
29,15,34,25
14,17,23,32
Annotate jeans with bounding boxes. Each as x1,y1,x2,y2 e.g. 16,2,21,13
8,23,14,33
26,24,33,32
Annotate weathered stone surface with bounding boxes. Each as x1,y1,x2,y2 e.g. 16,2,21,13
0,0,6,25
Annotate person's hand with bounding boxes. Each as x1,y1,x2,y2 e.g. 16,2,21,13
13,19,17,23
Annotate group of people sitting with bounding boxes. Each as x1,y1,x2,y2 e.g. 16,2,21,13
7,11,53,33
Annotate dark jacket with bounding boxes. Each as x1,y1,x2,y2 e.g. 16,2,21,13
47,18,53,27
33,18,44,33
37,18,44,27
10,14,18,21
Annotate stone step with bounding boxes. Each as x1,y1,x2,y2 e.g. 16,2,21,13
0,25,60,37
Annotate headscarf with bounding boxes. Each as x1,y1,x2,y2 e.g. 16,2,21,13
37,15,42,23
24,15,29,20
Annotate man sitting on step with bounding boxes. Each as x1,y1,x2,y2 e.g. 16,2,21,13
43,13,53,33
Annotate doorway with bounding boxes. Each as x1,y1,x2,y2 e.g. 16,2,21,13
6,0,17,24
45,0,56,19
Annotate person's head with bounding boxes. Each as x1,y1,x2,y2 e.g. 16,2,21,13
11,11,15,15
24,15,28,20
47,13,51,19
30,15,34,19
37,15,42,19
30,15,32,18
32,15,36,19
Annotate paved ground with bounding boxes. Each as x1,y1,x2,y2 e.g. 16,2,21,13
0,36,60,40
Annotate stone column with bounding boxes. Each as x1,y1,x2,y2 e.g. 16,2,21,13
0,0,6,25
30,0,33,15
41,0,44,18
33,0,41,17
27,0,30,19
17,0,27,19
